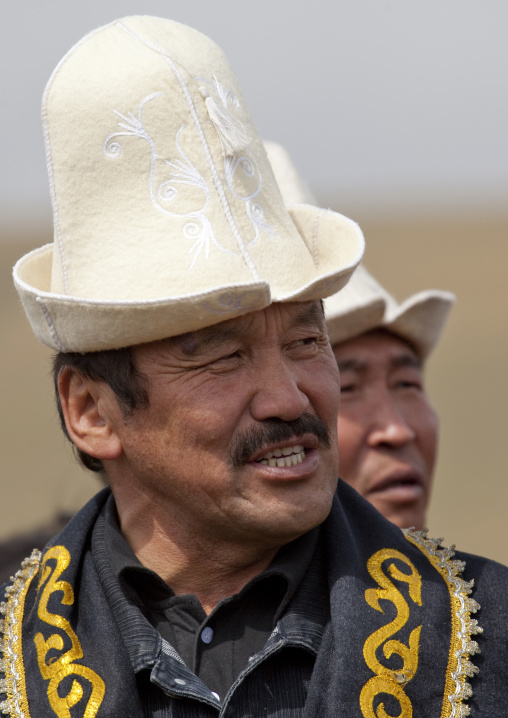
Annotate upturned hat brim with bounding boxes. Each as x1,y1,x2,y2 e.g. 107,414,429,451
383,290,455,358
325,266,455,359
13,204,364,352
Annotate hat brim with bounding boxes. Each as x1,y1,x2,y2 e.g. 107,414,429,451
13,203,364,352
385,291,455,359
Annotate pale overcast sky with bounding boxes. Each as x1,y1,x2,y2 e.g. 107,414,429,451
1,0,507,223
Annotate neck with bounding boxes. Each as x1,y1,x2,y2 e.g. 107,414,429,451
113,490,279,614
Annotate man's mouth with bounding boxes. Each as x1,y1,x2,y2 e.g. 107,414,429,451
367,472,425,501
255,445,305,467
228,413,330,469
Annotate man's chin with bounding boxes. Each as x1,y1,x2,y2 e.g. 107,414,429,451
258,494,334,544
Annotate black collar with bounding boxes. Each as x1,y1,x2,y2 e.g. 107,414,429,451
101,493,320,618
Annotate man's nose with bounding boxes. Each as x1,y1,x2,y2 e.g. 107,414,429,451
366,397,416,448
249,356,310,422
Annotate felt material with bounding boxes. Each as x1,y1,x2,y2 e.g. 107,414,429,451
264,141,455,358
325,267,455,358
13,17,364,352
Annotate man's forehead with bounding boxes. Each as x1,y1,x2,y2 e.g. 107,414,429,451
175,301,325,356
333,328,422,370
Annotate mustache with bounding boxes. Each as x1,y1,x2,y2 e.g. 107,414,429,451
228,412,331,468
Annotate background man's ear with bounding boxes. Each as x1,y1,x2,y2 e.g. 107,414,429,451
57,368,123,462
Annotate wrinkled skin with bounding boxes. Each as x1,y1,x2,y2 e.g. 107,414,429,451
59,301,341,607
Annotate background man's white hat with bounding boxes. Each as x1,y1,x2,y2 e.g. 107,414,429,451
13,16,364,353
264,141,455,359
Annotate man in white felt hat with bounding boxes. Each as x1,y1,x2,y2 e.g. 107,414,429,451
265,141,454,531
3,17,508,718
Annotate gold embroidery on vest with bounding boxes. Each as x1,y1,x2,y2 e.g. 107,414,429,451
34,546,105,718
0,550,41,718
403,529,482,718
360,549,422,718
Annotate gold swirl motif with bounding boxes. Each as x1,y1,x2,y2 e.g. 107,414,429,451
34,546,105,718
360,549,423,718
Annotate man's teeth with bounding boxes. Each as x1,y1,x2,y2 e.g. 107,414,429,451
256,445,305,467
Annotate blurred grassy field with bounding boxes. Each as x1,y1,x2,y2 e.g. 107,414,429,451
1,213,507,563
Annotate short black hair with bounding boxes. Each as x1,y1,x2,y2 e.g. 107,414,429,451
52,348,149,473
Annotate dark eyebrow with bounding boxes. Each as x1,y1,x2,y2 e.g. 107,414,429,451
337,353,423,373
392,353,423,371
336,358,365,373
177,324,243,356
291,301,326,329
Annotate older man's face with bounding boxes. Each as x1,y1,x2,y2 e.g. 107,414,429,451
112,301,340,549
333,329,438,530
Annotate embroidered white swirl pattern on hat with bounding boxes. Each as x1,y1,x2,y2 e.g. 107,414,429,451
104,93,234,270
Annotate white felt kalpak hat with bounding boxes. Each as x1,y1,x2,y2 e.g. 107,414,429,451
264,141,454,359
13,17,364,353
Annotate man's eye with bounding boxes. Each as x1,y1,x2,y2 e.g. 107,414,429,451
219,351,241,361
293,335,320,348
396,378,423,391
202,350,241,369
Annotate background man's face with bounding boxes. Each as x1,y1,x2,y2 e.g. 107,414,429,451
333,329,438,529
109,301,340,550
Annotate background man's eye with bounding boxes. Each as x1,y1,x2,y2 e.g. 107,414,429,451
397,380,423,392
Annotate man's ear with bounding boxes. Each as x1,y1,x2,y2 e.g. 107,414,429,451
57,368,123,462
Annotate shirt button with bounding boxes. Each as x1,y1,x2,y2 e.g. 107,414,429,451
212,692,220,701
201,627,214,644
174,678,186,686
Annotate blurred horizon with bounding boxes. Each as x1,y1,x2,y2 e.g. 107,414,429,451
1,2,507,564
1,0,507,225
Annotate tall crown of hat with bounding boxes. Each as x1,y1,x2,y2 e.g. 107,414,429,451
13,17,364,353
264,141,455,358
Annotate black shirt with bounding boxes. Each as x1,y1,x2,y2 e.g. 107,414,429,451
92,494,330,715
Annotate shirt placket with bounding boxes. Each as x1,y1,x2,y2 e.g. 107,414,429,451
149,638,222,713
219,624,314,717
146,614,320,715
